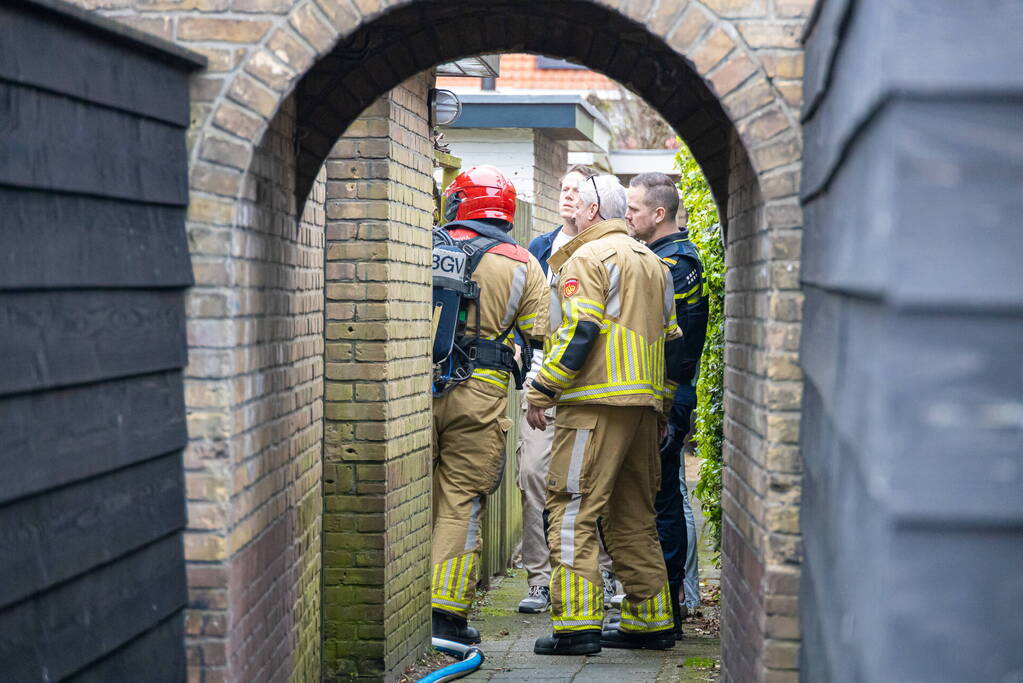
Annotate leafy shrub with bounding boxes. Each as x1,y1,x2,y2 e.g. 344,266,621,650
675,141,725,559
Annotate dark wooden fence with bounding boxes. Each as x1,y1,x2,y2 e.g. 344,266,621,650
800,2,1023,681
0,1,203,679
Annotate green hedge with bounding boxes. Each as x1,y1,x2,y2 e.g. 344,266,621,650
674,142,725,559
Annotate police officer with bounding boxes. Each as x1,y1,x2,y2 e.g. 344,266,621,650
431,166,549,644
626,172,710,639
526,174,682,655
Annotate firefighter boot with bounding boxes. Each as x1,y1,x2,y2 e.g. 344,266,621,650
432,610,481,645
534,630,602,656
600,627,675,650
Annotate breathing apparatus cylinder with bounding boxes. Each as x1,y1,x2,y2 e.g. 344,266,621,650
432,243,469,365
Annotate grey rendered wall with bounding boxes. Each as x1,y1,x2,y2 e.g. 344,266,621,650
0,1,202,679
799,1,1023,681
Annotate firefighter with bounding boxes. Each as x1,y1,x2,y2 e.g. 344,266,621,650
627,172,710,640
525,174,683,655
431,165,548,644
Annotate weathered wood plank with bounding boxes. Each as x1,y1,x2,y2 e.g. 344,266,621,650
0,453,186,608
802,100,1023,309
0,2,194,127
802,0,1023,199
0,371,187,504
0,83,188,205
69,613,185,683
0,290,188,396
0,534,186,681
0,189,192,289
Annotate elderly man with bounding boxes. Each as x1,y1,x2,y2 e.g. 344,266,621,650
517,165,617,615
526,174,682,655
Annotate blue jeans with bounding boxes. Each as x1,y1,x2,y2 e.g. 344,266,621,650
679,459,700,607
655,406,692,590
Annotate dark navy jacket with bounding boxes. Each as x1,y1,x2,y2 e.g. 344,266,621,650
649,230,709,418
527,226,562,277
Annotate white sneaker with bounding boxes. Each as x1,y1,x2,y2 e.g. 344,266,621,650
601,569,618,609
518,585,551,613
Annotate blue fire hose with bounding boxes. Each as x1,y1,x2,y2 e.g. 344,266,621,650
418,637,485,682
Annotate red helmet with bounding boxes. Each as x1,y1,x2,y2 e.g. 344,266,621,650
444,165,516,224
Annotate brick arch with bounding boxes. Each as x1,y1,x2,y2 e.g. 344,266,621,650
287,1,791,214
191,0,801,221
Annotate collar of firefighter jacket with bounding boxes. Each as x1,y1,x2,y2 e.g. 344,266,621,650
547,218,629,272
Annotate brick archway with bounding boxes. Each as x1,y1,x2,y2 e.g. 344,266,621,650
86,0,809,680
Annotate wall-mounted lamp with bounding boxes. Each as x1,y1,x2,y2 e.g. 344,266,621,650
428,88,462,127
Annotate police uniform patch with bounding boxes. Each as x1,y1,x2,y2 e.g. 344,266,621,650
562,278,580,297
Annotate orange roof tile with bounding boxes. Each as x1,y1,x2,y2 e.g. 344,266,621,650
437,54,616,92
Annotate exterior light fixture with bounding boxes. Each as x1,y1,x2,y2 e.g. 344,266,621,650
429,88,462,127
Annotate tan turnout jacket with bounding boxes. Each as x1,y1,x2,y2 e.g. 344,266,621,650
525,219,681,411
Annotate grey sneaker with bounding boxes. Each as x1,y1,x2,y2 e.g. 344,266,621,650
601,569,617,608
518,585,551,613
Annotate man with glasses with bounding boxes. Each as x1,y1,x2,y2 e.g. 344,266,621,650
526,174,682,655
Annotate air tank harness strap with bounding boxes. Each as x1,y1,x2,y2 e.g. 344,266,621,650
471,322,531,390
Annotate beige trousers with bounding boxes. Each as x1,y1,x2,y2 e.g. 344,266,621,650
431,379,511,618
517,403,555,587
546,403,672,634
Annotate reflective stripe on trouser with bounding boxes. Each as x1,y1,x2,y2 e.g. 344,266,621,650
550,565,603,632
620,582,674,633
432,379,510,618
432,551,477,616
545,404,671,634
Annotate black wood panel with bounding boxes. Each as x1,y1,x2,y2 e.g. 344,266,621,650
0,189,193,289
0,83,189,205
0,3,199,679
803,99,1023,310
69,613,185,683
801,0,1023,200
0,3,197,127
801,3,1023,681
800,0,853,121
0,453,186,608
0,289,187,396
0,533,186,682
0,371,186,504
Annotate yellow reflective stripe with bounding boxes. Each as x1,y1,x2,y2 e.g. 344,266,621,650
675,282,700,301
540,364,574,388
551,567,603,632
560,385,659,401
574,297,605,312
516,311,537,330
619,583,673,632
628,329,640,382
547,318,577,366
613,328,622,381
471,368,510,389
663,257,677,265
605,326,615,383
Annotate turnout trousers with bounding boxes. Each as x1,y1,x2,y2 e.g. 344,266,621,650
545,403,673,634
432,379,511,618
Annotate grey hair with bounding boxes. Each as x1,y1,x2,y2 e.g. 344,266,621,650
578,174,627,220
